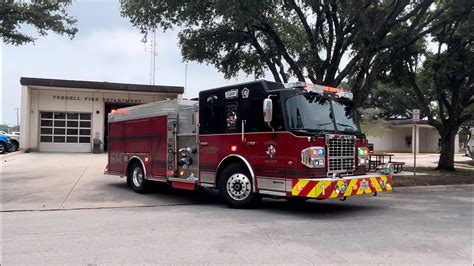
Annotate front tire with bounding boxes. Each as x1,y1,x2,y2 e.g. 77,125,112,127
11,140,19,151
218,163,261,208
128,162,148,193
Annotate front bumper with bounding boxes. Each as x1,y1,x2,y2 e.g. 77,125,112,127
291,174,392,199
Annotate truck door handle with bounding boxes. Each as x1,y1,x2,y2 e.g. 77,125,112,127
246,141,257,146
200,142,208,146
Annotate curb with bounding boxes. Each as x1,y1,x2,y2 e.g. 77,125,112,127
393,184,473,193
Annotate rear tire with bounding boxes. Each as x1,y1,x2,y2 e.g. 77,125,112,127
127,162,149,193
218,163,261,208
0,142,5,154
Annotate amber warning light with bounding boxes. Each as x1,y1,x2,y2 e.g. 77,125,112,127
111,108,128,115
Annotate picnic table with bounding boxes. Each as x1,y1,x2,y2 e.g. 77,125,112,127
368,152,393,171
368,152,404,173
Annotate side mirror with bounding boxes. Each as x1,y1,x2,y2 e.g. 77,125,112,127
263,98,273,123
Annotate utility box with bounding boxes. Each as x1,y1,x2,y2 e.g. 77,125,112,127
93,138,102,154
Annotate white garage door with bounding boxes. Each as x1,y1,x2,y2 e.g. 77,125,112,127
39,112,92,152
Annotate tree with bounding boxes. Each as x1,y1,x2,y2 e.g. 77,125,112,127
121,0,470,171
120,0,439,107
370,0,473,171
0,0,77,45
368,82,422,118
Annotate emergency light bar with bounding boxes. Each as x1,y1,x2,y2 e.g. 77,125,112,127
284,82,353,100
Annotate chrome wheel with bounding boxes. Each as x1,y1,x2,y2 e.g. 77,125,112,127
132,167,144,188
128,162,148,193
12,142,18,151
226,173,251,201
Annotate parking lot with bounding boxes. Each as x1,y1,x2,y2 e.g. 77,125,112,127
1,153,473,264
1,152,192,211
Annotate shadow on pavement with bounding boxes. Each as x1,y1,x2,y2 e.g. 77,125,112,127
103,181,385,218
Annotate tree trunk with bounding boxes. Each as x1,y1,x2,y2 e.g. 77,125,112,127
435,123,459,172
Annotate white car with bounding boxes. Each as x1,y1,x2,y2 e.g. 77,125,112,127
467,128,474,160
0,131,19,151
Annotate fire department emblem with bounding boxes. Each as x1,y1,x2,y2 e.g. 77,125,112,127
241,87,250,98
265,144,276,159
226,111,237,130
340,184,347,193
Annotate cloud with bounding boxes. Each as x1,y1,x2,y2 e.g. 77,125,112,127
1,28,149,124
80,29,146,58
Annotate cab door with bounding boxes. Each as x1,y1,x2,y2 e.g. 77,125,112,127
241,97,288,194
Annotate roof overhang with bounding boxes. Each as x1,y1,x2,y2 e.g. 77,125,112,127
20,77,184,94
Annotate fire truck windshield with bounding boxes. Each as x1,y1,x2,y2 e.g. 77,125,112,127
332,99,360,132
285,94,360,133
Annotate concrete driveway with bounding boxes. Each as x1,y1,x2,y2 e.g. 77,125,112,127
1,152,206,211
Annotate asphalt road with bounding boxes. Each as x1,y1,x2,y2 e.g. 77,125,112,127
1,153,473,264
2,187,472,264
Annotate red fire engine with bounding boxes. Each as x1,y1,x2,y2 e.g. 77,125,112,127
105,80,394,208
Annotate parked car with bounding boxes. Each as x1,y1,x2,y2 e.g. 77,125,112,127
0,131,19,151
467,128,474,160
0,134,14,154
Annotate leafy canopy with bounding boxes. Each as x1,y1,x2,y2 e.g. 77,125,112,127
121,0,438,106
0,0,77,45
367,0,473,171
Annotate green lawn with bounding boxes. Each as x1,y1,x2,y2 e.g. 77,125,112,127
393,163,473,187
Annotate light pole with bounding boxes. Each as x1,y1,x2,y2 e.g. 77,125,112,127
14,108,20,128
152,29,156,85
184,63,188,98
145,28,157,85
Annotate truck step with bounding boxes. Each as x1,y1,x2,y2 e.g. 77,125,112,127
171,181,195,190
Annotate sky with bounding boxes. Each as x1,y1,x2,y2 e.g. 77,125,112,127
1,0,257,126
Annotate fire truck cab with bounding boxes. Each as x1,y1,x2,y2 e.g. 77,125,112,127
106,80,393,208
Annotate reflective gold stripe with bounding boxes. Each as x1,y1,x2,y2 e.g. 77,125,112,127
370,177,382,192
291,180,309,196
356,179,372,195
307,183,318,198
356,179,364,195
381,176,393,191
343,178,356,196
330,180,346,198
314,181,331,198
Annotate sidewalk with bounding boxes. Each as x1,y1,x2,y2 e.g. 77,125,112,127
391,153,472,169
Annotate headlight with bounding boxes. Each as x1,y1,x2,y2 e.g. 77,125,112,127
357,147,369,166
301,147,325,168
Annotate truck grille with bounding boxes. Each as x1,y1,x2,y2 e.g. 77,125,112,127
326,134,355,174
